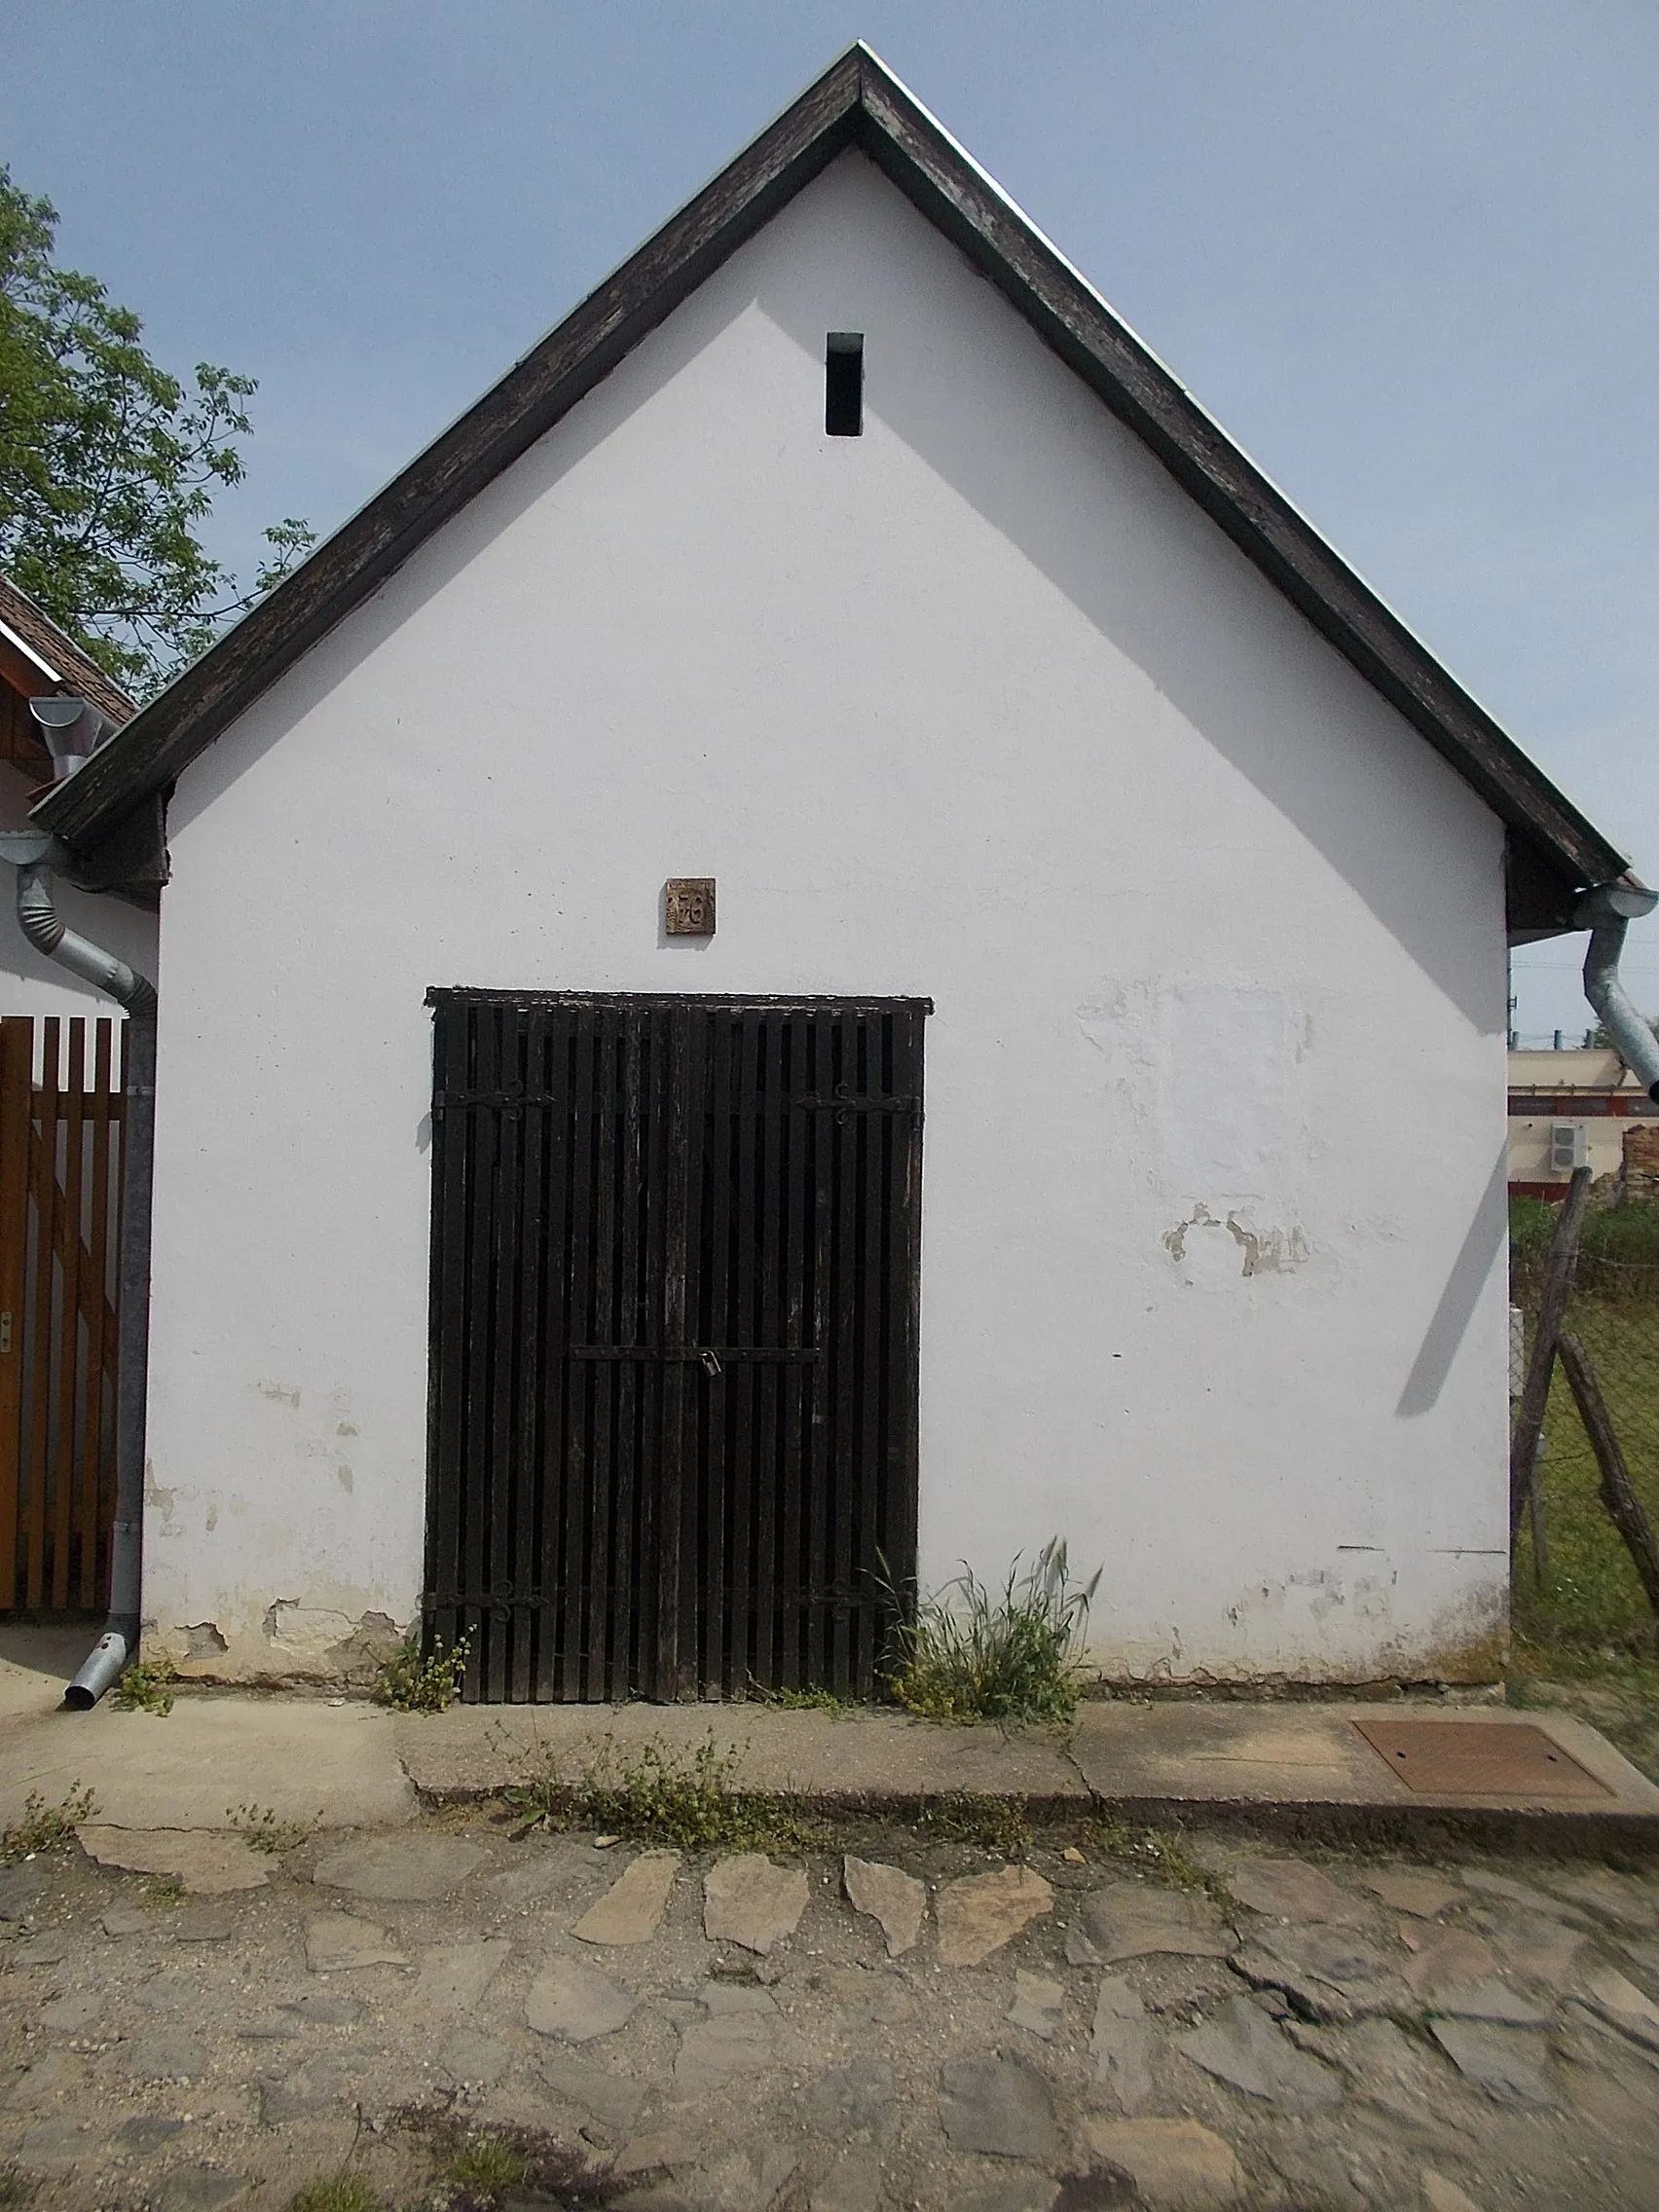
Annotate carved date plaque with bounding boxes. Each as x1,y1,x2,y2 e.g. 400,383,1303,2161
665,877,716,937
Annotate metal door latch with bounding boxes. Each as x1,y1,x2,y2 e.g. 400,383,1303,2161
0,1312,11,1355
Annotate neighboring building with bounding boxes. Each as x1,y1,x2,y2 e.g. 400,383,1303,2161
0,575,157,1022
1507,1047,1659,1198
13,49,1652,1695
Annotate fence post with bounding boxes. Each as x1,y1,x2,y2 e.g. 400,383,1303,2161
1509,1163,1593,1560
1558,1332,1659,1616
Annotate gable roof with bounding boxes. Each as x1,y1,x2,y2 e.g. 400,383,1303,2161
30,44,1630,930
0,573,135,728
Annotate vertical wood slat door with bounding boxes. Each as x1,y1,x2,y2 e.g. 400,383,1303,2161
424,992,927,1703
0,1014,125,1614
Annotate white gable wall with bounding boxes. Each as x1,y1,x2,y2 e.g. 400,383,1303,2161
142,152,1510,1685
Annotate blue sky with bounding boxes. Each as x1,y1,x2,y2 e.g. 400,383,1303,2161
3,1,1654,1037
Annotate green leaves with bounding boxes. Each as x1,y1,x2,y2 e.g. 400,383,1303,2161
0,165,314,699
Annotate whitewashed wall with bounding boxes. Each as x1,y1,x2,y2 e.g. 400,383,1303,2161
141,152,1511,1686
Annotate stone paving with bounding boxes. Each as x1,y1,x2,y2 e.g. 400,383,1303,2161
2,1816,1659,2211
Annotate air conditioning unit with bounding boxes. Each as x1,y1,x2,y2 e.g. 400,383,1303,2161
1550,1122,1589,1173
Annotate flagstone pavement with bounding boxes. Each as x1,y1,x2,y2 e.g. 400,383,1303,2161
5,1807,1659,2212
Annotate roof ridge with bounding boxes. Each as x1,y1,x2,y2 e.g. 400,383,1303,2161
30,44,1628,914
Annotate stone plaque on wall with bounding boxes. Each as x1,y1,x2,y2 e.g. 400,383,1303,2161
665,878,716,937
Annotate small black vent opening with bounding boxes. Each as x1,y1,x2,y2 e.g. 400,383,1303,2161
826,332,864,436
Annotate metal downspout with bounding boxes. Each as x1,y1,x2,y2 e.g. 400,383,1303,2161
1576,882,1659,1103
0,831,156,1707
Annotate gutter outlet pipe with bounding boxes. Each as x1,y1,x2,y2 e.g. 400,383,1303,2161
1576,881,1659,1104
0,826,157,1709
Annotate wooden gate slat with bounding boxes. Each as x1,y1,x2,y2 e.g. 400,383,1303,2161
532,1014,568,1698
654,1005,690,1699
778,1014,812,1690
458,1006,499,1696
484,1006,526,1703
509,1010,548,1702
0,1020,31,1609
586,1014,624,1702
853,1015,890,1692
889,1009,926,1620
602,1011,643,1699
50,1021,87,1607
78,1022,114,1608
24,1019,59,1608
560,1007,597,1699
738,1013,774,1680
698,1011,729,1693
424,1003,469,1657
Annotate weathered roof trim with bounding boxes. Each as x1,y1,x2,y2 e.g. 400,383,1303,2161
32,44,1629,900
0,573,135,727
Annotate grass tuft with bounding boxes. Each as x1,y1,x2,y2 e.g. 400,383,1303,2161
505,1729,823,1852
1088,1814,1214,1894
913,1792,1030,1855
288,2178,377,2212
112,1654,176,1715
443,2131,527,2201
1,1784,98,1864
882,1537,1100,1725
375,1631,470,1714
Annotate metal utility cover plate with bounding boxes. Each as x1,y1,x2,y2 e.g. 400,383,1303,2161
1351,1718,1612,1798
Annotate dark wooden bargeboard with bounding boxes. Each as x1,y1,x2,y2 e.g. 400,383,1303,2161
424,992,926,1703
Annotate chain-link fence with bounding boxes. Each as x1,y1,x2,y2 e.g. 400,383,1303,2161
1511,1198,1659,1651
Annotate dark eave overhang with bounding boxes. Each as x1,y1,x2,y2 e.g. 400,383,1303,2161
32,44,1631,924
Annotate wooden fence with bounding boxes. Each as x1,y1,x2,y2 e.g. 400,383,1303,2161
0,1014,126,1613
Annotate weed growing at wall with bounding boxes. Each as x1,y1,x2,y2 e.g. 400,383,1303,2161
112,1654,176,1714
505,1729,822,1852
749,1680,859,1715
1,1784,98,1863
882,1537,1100,1724
227,1802,319,1855
376,1631,470,1713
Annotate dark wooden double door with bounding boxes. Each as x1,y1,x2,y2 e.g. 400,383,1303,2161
424,992,926,1703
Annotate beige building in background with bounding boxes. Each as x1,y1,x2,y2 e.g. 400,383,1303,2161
1507,1048,1658,1196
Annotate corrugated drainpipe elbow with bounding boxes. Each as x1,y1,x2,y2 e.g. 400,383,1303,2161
16,859,156,1014
1577,882,1659,1104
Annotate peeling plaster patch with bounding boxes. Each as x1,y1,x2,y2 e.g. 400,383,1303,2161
1163,1204,1309,1276
335,1422,359,1438
254,1380,301,1410
325,1611,403,1680
1162,1203,1219,1262
1225,1215,1309,1275
263,1599,304,1642
204,1502,218,1532
178,1622,228,1662
143,1465,180,1534
335,1463,354,1493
